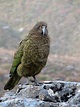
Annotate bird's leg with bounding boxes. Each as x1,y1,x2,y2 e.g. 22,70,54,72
25,77,37,85
33,76,40,86
26,76,41,85
25,77,30,85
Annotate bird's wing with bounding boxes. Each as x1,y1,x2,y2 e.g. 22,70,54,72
9,39,26,76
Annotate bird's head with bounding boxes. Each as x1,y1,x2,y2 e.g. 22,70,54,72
32,21,48,36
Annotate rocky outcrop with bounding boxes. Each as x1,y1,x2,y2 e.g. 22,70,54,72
0,81,80,107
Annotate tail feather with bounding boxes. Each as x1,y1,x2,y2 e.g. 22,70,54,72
4,72,21,90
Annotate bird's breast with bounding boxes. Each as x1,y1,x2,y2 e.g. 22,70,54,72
23,35,50,64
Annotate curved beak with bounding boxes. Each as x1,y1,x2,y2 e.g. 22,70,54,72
42,26,48,35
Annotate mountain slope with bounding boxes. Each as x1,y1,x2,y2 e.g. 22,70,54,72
0,0,80,55
0,21,21,49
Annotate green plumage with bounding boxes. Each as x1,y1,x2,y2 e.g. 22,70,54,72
4,21,50,90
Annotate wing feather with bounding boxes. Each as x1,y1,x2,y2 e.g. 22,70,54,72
10,39,26,76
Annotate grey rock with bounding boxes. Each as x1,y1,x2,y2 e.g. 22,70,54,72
17,85,42,98
39,89,57,103
69,93,80,107
0,81,80,107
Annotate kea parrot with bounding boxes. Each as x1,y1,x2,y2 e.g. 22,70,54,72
4,21,50,90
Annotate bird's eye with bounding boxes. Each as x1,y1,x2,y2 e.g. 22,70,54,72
35,25,39,29
36,25,42,30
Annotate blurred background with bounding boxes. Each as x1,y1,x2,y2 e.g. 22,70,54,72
0,0,80,96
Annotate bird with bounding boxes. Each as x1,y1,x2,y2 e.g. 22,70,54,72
4,21,50,90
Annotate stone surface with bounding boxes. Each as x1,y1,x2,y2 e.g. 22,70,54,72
0,81,80,107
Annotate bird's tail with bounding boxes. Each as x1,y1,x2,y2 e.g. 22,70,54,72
4,72,21,90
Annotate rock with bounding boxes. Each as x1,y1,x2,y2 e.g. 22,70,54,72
69,93,80,107
0,81,80,107
39,89,58,103
17,85,42,98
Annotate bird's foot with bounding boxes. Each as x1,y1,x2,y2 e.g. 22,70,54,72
33,80,40,86
29,79,40,86
25,77,43,86
32,76,42,86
